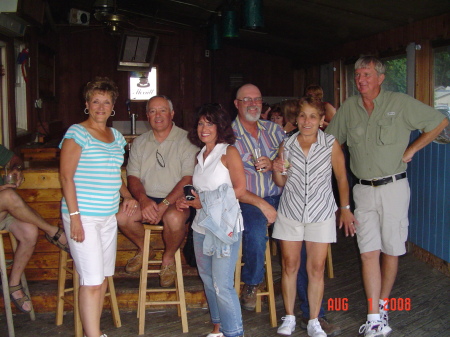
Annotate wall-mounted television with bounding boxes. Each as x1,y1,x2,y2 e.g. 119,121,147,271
117,31,158,72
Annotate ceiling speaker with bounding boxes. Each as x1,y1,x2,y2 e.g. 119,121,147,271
69,8,90,26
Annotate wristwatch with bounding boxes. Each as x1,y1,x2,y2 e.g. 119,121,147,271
162,198,170,206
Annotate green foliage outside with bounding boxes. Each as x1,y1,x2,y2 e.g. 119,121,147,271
383,58,407,94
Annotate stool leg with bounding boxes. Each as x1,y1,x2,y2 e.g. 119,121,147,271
234,241,243,297
0,233,15,337
326,244,334,278
107,276,122,327
138,227,151,335
174,249,188,333
264,240,277,328
73,265,83,337
9,233,35,321
56,250,68,325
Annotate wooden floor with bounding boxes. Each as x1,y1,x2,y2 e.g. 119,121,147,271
1,229,449,337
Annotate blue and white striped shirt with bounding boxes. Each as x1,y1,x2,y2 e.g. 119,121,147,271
59,124,126,216
279,130,337,223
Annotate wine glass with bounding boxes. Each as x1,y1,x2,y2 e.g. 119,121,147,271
253,147,263,172
280,148,290,175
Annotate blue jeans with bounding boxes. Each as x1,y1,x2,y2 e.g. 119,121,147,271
240,195,280,285
193,231,243,337
297,244,326,319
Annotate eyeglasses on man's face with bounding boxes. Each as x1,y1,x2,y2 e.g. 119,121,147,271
237,97,264,105
156,149,165,168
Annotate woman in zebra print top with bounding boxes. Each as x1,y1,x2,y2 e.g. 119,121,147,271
271,96,356,337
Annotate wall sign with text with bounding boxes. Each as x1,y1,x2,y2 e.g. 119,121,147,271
129,67,157,101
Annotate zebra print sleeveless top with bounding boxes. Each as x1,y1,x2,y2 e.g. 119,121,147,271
278,129,337,223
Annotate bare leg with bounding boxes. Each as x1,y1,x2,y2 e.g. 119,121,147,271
116,203,144,252
361,250,382,314
7,218,38,312
279,240,302,315
0,189,67,245
161,205,189,266
305,241,328,319
79,279,108,337
380,253,398,300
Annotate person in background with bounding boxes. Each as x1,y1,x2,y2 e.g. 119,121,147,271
260,102,271,120
177,103,271,337
326,56,448,337
280,99,299,138
115,95,199,287
272,96,356,337
305,85,336,130
0,146,69,314
59,77,137,337
231,83,280,311
269,104,285,128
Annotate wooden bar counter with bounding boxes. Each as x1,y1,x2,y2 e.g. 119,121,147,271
0,163,205,314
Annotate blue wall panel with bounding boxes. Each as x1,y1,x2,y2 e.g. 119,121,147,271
408,130,450,262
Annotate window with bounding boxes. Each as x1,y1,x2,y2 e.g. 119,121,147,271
129,67,157,101
15,42,28,133
382,55,407,94
433,45,450,112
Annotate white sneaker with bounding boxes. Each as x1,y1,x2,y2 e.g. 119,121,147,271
380,309,392,336
307,318,327,337
277,315,296,335
358,320,384,337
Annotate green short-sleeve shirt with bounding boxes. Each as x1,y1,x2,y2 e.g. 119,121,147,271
326,89,446,180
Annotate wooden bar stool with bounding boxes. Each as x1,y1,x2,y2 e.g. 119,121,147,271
137,224,188,335
326,245,334,279
55,249,121,337
0,230,36,337
234,232,277,328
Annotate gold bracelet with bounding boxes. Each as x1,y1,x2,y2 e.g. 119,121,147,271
162,198,170,206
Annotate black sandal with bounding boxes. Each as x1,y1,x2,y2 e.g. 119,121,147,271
9,284,32,313
45,227,70,253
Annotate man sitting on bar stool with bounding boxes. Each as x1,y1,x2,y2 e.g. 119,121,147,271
116,95,198,287
0,144,70,312
326,56,448,337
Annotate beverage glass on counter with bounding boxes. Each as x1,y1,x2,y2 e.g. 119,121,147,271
2,167,17,186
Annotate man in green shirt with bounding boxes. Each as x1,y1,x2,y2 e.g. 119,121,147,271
326,56,448,337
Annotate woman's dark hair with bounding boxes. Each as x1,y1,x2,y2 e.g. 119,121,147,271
84,77,119,104
188,103,236,147
280,99,299,124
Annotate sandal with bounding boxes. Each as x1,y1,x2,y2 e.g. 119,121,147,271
9,284,32,313
45,227,70,253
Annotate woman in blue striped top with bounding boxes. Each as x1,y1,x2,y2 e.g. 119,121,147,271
59,77,137,337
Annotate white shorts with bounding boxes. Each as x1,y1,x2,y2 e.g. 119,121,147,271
62,213,117,286
353,178,410,256
272,212,336,243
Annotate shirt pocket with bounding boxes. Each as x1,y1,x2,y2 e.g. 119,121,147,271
347,121,363,147
376,117,397,145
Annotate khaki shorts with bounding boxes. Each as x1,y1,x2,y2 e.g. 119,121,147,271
0,213,15,231
272,212,336,243
353,178,410,256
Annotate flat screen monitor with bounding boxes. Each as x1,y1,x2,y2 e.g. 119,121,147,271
117,31,158,72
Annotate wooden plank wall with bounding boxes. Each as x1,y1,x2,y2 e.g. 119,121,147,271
4,169,197,282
